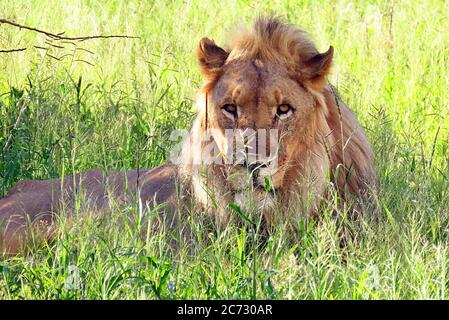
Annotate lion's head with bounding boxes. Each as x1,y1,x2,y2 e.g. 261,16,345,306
177,18,377,226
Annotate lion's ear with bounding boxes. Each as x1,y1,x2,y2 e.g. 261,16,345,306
196,37,228,79
301,46,334,91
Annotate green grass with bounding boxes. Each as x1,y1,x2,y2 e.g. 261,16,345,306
1,0,448,299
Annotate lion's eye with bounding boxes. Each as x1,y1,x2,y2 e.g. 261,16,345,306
276,104,293,120
222,104,238,119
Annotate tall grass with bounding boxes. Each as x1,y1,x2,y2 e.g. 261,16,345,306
0,0,448,299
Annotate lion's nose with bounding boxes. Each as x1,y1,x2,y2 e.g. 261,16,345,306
238,161,269,187
239,161,268,172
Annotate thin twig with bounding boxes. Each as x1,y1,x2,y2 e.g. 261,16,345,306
0,47,26,53
45,41,64,49
73,59,95,66
47,53,61,61
75,47,95,55
0,18,140,41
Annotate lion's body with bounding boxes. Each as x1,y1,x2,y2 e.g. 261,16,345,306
0,164,178,255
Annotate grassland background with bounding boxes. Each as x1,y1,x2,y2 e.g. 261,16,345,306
0,0,448,299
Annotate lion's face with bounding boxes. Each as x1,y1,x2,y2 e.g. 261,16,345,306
186,20,334,220
208,59,317,194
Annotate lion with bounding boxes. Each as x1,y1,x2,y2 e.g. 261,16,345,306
178,18,377,227
0,18,377,255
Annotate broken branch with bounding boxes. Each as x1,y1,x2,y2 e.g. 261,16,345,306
0,18,140,41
